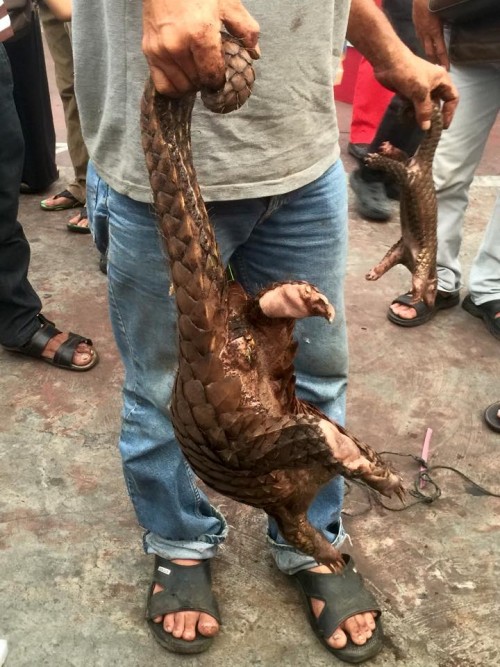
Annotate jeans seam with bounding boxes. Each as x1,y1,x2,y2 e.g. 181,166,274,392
182,457,205,519
107,280,139,420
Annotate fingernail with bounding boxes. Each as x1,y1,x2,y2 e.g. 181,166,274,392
422,120,431,131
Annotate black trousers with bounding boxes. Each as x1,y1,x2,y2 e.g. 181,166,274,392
0,43,42,348
4,12,58,192
362,0,425,181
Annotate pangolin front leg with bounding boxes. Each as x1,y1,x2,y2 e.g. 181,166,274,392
258,281,335,322
317,418,404,498
366,238,406,281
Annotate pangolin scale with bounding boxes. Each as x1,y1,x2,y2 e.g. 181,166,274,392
140,36,404,570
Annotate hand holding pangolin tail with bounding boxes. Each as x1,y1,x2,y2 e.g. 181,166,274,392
141,34,404,571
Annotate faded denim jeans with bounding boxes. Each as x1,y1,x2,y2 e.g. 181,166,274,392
86,158,348,575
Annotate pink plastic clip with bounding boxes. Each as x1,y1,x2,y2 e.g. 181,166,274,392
419,428,433,489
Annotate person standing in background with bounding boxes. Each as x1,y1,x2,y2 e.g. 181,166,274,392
38,1,90,233
4,0,58,194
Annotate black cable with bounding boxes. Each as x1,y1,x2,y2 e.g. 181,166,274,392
342,451,500,517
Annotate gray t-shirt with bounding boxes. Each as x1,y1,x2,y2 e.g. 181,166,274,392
73,1,350,203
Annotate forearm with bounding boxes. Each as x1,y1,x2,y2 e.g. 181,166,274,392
346,0,458,129
346,0,413,76
43,0,71,21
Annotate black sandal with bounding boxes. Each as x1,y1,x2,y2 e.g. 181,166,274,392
462,295,500,341
484,401,500,433
146,556,221,655
387,290,460,327
3,314,98,372
293,555,383,664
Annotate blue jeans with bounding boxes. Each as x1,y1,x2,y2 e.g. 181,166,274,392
87,159,348,575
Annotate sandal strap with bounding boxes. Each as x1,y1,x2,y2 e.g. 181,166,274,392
52,189,78,201
53,332,93,368
294,556,380,638
146,557,221,623
391,292,429,316
476,298,500,317
19,314,61,357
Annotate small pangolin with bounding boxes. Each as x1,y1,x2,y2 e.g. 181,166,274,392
365,104,443,307
141,35,404,572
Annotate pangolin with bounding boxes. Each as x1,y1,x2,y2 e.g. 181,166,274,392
140,35,404,571
365,104,443,307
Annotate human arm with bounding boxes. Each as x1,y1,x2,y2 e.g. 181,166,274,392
43,0,71,21
142,0,260,97
412,0,449,69
346,0,457,129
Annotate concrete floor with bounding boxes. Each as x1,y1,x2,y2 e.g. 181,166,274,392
1,44,499,667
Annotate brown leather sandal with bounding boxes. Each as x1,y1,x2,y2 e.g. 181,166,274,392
3,314,98,371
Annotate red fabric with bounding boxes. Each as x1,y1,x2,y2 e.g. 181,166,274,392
349,0,394,144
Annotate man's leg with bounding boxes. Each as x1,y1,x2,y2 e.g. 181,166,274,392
86,163,268,644
0,44,41,346
39,5,89,206
469,193,500,303
4,15,58,192
0,45,94,368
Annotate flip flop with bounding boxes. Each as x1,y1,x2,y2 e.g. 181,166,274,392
484,402,500,433
41,189,82,211
146,556,221,654
387,290,460,327
3,314,98,372
67,207,91,234
292,555,383,664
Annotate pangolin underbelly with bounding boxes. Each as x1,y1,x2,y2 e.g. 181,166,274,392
140,36,404,570
365,105,443,307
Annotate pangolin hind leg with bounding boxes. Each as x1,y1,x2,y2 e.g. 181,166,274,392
411,258,438,307
270,504,345,571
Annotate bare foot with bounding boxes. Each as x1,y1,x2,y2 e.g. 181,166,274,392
41,193,81,210
308,564,377,649
42,332,94,367
68,210,89,230
389,302,417,320
152,559,220,642
389,291,463,321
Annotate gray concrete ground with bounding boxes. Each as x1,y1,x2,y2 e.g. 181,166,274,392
1,43,499,667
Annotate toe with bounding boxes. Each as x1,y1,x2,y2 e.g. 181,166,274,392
182,611,198,641
172,612,185,638
198,612,219,637
73,342,93,365
327,627,348,649
343,615,370,646
391,304,416,319
363,611,376,631
162,612,175,632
